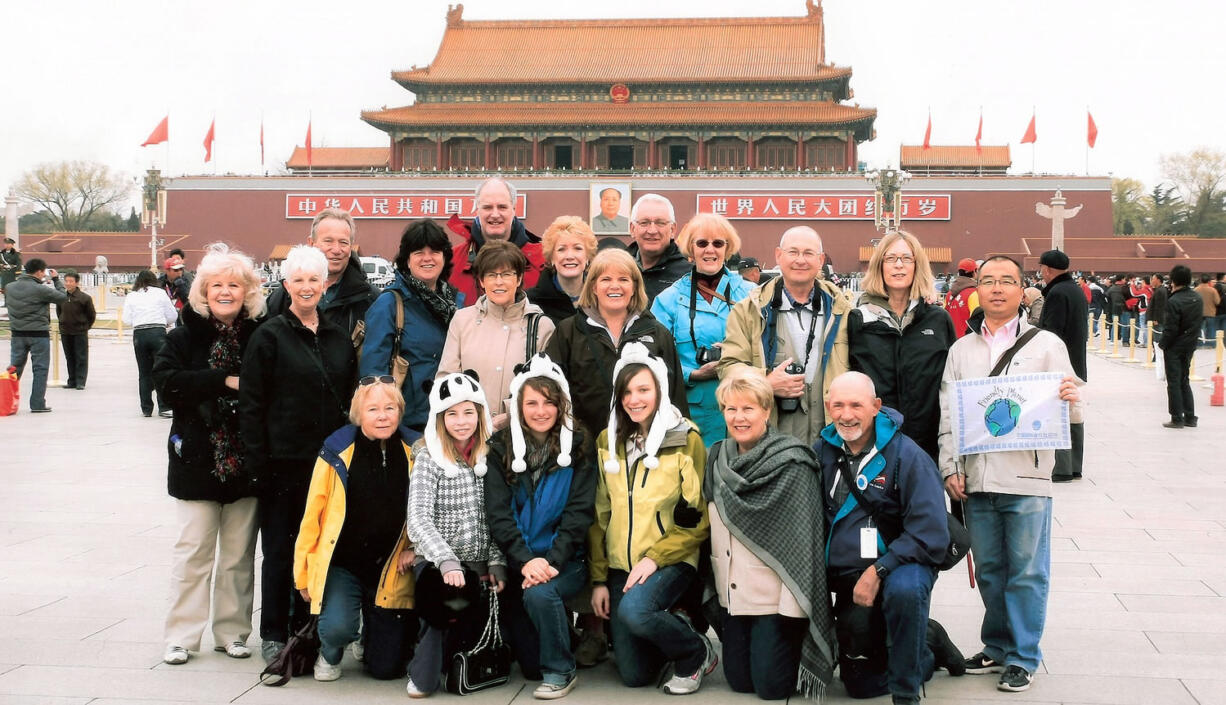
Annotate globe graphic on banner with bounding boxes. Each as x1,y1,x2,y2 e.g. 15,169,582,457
984,398,1022,437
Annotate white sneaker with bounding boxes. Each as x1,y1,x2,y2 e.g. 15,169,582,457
214,641,251,659
313,654,342,682
163,646,189,665
661,633,717,695
406,677,430,698
350,640,365,663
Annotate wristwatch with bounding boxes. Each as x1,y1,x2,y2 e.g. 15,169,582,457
873,563,890,580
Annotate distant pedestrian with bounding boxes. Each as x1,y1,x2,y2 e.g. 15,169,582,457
6,258,68,412
1037,249,1088,482
943,258,979,339
1195,274,1220,348
122,270,178,417
57,271,96,390
1159,266,1203,428
0,238,20,295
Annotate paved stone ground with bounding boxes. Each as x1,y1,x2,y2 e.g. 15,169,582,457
1,302,1224,704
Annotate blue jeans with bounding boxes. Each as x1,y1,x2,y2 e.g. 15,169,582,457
720,609,808,700
1203,317,1219,348
10,335,50,410
505,560,587,683
832,563,936,700
965,493,1052,674
607,563,703,687
316,564,418,678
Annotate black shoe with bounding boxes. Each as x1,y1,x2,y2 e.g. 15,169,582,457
75,385,85,390
31,407,52,413
997,665,1032,692
963,651,1005,674
143,410,153,417
1162,418,1184,429
1052,475,1075,483
1184,417,1198,428
926,619,965,676
63,383,76,388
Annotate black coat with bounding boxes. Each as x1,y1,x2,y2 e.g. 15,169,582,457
1160,287,1204,353
239,310,356,467
627,240,690,305
153,306,261,503
1106,283,1126,317
1150,285,1169,329
265,254,378,339
544,310,689,442
525,269,580,326
847,298,954,461
1039,272,1089,380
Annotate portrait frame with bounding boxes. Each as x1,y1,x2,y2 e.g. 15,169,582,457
589,182,631,235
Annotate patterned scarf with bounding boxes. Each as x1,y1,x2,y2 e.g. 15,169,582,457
208,312,245,482
406,274,458,328
707,428,836,700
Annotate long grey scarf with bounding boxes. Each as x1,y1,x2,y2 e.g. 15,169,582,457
707,429,836,701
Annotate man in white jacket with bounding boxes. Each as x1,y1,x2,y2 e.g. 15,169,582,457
938,255,1083,694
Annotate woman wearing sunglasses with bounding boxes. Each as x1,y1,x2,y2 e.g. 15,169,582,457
650,214,755,446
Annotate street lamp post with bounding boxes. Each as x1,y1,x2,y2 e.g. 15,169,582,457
864,168,911,234
141,169,167,270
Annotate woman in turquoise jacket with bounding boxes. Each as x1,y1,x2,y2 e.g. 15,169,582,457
650,213,755,446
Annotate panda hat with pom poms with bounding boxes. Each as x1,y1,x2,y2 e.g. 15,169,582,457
604,342,684,474
426,372,494,478
505,353,575,473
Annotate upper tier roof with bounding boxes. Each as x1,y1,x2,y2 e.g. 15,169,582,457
393,3,842,86
286,147,389,170
900,145,1012,169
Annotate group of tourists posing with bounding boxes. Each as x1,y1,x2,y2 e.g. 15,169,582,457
154,178,1083,704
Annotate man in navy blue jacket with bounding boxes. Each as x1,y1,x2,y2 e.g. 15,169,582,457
815,372,963,705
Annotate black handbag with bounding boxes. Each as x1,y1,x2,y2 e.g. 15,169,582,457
259,616,320,687
444,586,511,695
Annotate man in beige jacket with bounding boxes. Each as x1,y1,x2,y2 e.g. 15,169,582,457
718,226,850,446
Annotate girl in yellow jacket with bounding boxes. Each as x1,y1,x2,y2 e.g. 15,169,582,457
293,378,418,682
589,342,714,694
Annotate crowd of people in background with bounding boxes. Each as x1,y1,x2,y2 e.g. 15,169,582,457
7,175,1225,705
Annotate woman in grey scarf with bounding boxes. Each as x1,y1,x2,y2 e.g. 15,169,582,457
704,366,836,701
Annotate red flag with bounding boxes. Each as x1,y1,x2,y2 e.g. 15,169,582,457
305,120,313,167
1020,113,1037,144
1087,111,1098,148
203,119,215,162
260,121,265,166
922,114,932,150
141,115,169,147
975,113,983,153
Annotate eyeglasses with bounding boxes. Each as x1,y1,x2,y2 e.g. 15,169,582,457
359,375,396,386
883,255,915,265
977,278,1021,289
693,239,726,250
481,271,519,282
781,248,822,261
634,219,673,229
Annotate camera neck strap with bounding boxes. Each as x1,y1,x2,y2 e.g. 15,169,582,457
687,269,733,350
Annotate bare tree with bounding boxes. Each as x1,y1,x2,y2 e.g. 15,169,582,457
14,160,133,231
1159,148,1226,238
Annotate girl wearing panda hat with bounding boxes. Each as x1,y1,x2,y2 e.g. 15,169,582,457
404,372,507,698
589,342,716,695
482,353,597,699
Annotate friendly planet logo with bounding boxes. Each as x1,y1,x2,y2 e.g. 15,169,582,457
984,398,1022,437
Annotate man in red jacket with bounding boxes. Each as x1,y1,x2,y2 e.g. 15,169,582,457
943,258,979,338
445,177,544,306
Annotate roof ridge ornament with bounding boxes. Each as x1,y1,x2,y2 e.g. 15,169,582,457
807,0,821,17
447,4,464,27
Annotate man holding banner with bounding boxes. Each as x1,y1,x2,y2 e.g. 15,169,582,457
937,255,1082,694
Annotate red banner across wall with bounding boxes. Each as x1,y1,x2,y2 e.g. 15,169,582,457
696,194,951,220
285,193,527,219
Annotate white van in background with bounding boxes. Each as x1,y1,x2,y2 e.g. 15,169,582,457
360,256,395,290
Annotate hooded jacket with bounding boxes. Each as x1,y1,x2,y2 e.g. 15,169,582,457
543,310,689,442
938,315,1084,498
590,419,708,582
718,276,850,446
265,253,378,340
817,406,949,574
446,214,545,308
627,239,690,305
847,294,955,461
5,274,67,333
360,269,464,429
293,424,420,614
650,267,756,446
154,305,261,503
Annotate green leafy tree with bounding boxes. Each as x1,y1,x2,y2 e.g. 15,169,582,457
14,160,133,231
1112,177,1148,235
1144,185,1187,234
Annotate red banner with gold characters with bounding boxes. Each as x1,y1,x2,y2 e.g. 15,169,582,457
286,194,527,219
696,194,951,220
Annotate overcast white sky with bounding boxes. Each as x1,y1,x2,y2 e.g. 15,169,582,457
3,0,1222,209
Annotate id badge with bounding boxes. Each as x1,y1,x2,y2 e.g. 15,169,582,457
860,527,878,559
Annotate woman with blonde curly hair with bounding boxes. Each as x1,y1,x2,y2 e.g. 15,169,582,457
153,243,266,664
527,216,599,325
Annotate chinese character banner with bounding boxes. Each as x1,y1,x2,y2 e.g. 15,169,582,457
696,194,951,220
286,194,528,219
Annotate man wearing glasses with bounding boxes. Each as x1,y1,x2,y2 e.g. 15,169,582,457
938,255,1083,694
719,226,850,446
626,193,689,303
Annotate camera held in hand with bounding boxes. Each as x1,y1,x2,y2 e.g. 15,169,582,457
775,361,806,414
695,346,722,366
